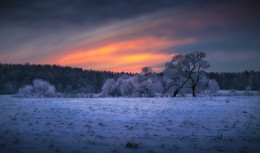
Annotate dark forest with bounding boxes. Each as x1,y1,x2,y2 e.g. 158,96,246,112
1,63,259,94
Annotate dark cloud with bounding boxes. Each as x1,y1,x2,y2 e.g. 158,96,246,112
1,0,184,26
2,0,259,30
0,0,260,72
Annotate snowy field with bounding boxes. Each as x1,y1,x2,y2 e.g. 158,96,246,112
0,95,259,153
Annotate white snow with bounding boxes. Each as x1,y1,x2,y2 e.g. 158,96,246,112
0,95,259,153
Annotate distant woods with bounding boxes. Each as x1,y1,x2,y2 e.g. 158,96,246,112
208,71,260,91
0,63,133,95
0,52,259,96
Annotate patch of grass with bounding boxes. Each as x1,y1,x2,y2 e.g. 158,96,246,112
217,147,224,152
98,122,105,126
217,134,222,140
239,146,247,153
88,140,95,144
125,125,134,130
72,149,82,153
13,137,19,144
11,116,16,121
85,124,91,128
55,148,61,152
160,144,164,148
0,143,6,148
96,135,104,138
146,149,154,153
49,143,54,149
126,142,139,149
225,98,230,103
170,144,180,153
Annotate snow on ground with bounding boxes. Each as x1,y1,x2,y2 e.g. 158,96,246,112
0,95,259,153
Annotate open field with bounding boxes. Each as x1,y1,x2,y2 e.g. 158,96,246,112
0,95,259,153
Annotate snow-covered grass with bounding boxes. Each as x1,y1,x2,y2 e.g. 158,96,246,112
0,95,259,153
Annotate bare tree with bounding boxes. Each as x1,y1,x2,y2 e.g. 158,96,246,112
164,54,191,97
187,51,210,97
164,51,209,97
141,67,153,75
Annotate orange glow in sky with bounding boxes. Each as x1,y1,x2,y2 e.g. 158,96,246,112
55,37,194,72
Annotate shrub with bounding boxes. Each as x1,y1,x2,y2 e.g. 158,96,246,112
208,79,219,96
18,79,56,97
244,86,252,96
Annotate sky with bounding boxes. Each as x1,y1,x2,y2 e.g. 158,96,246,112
0,0,259,73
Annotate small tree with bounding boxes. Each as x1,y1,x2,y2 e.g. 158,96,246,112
101,68,162,97
141,67,153,75
18,79,56,97
244,86,251,96
136,67,162,97
18,85,33,97
133,74,162,97
208,79,219,96
120,77,136,97
102,79,120,97
32,79,56,97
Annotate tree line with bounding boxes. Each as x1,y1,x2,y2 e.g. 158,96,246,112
1,51,259,96
208,71,260,91
0,63,133,94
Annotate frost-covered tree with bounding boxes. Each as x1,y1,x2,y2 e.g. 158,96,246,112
18,85,33,97
18,79,56,97
32,79,56,97
101,68,162,97
190,74,209,95
244,86,252,96
164,51,209,97
117,74,162,97
146,75,163,97
102,78,120,97
134,69,162,97
208,79,219,96
101,75,130,97
120,77,136,97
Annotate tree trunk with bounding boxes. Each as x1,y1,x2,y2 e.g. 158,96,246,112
192,85,196,97
173,89,179,97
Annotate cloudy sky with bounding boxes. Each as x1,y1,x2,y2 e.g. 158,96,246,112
0,0,259,72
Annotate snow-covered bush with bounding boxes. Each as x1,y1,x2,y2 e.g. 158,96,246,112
18,79,56,97
138,75,162,97
244,86,252,96
101,75,130,97
102,79,120,97
228,89,237,96
208,79,219,96
120,77,136,97
101,74,162,97
18,85,33,97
